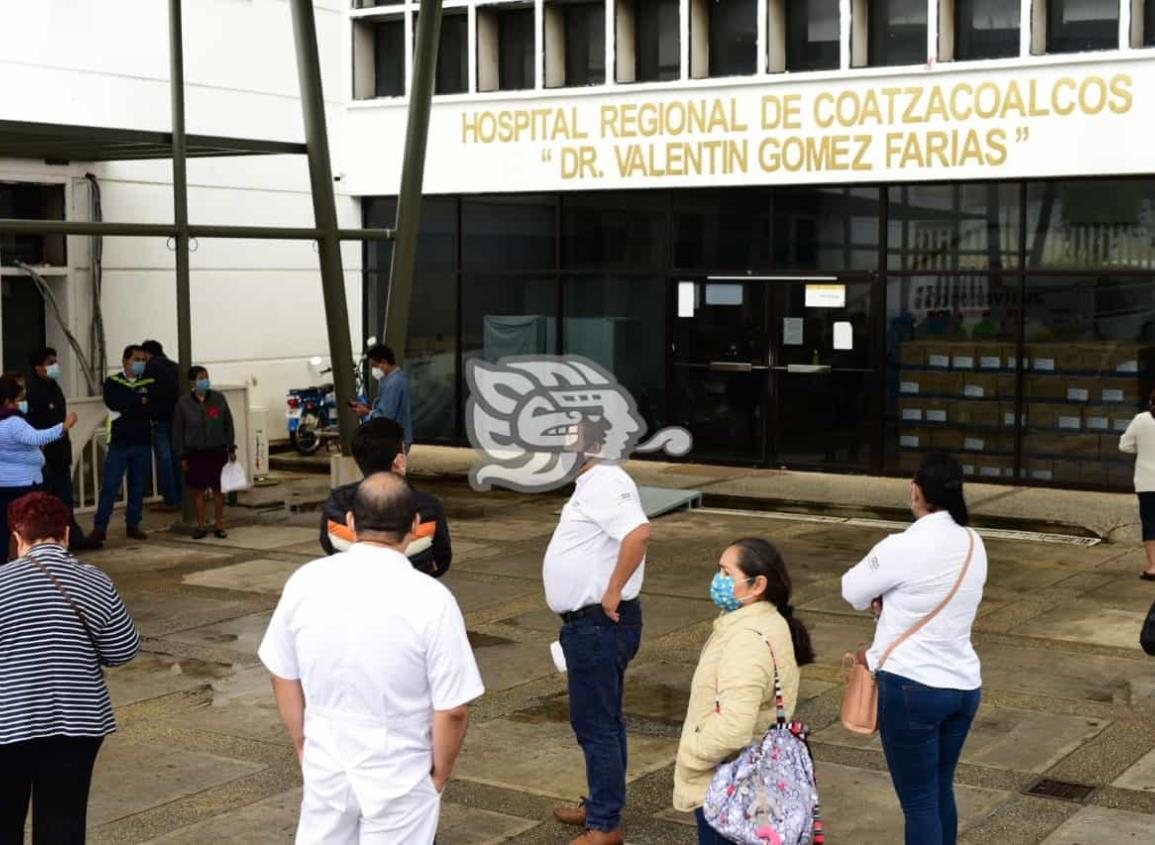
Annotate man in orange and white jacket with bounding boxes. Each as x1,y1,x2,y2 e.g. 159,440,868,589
319,418,451,578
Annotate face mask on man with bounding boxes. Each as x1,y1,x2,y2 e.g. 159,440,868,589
371,366,386,381
195,378,211,392
16,400,28,415
130,360,146,377
45,363,61,380
709,571,755,613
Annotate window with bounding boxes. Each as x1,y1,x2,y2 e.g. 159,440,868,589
423,12,467,94
1148,0,1155,47
1026,180,1155,270
485,5,535,91
1046,0,1119,53
709,0,757,77
635,0,680,81
562,193,667,270
553,1,606,87
674,189,770,271
0,182,65,267
955,0,1021,60
786,0,840,71
868,0,927,66
889,183,1020,271
774,187,881,271
372,18,405,97
463,195,557,271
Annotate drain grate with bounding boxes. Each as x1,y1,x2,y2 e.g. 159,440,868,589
1025,778,1096,802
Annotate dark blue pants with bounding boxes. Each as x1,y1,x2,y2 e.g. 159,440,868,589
0,484,39,563
95,444,151,530
559,600,642,833
152,421,182,506
694,808,736,844
42,450,89,547
877,671,982,845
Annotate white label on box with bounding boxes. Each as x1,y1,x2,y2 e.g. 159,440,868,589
1006,357,1029,370
962,464,976,476
1058,416,1081,430
928,354,950,368
1004,412,1025,426
963,384,985,398
980,356,1001,369
1102,389,1125,402
1034,358,1056,371
1086,416,1109,430
900,381,919,394
1067,388,1089,402
964,437,985,451
901,408,923,421
926,409,948,423
1117,360,1139,373
953,356,975,369
1114,418,1131,431
1031,469,1054,481
899,434,920,448
979,466,1002,477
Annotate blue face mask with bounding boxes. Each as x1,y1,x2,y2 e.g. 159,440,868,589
16,400,28,415
45,363,61,380
195,378,211,392
130,360,146,377
710,571,754,613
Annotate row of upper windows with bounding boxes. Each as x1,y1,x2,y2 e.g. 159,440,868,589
352,0,1155,100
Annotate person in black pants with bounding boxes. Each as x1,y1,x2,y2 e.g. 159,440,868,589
24,347,101,551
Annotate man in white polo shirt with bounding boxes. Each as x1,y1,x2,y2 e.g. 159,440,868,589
543,440,652,845
259,472,484,844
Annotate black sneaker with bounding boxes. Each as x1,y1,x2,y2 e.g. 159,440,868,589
192,527,208,540
213,528,228,539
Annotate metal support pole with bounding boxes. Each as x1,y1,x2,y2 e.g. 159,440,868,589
289,0,359,454
169,0,197,529
384,0,444,359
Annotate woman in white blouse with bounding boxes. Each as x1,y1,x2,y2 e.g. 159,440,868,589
1118,388,1155,580
841,452,987,845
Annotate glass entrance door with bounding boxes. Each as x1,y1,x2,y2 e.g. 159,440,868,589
770,279,877,469
670,278,769,463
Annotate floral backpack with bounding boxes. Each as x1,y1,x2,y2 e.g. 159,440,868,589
702,636,825,845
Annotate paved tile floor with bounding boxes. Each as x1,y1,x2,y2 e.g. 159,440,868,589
58,475,1155,843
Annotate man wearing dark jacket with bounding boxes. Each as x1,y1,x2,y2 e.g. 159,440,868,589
320,418,451,577
24,347,100,550
142,339,182,510
91,345,154,542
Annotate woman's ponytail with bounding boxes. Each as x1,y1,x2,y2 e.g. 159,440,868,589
915,452,970,527
729,538,816,667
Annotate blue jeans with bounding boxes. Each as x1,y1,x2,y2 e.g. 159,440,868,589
559,600,643,833
152,421,182,506
695,808,736,844
877,671,982,845
95,444,152,530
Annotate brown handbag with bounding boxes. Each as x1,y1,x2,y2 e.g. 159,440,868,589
840,529,976,735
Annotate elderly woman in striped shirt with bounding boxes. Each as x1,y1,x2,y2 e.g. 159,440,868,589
0,492,139,844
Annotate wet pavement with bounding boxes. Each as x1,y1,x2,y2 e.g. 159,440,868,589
67,472,1155,843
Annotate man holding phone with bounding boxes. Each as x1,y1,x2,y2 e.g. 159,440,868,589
348,344,412,452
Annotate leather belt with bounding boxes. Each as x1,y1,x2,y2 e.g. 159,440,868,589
560,598,638,624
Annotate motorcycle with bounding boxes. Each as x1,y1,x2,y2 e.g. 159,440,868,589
286,346,372,455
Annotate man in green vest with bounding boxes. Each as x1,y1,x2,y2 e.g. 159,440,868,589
90,345,155,542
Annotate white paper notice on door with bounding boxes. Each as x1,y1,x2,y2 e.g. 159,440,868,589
677,281,696,318
805,284,846,308
783,318,804,346
833,321,853,350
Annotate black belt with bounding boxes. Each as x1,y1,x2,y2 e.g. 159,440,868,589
560,598,639,624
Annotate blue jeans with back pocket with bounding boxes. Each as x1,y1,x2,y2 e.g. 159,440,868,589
877,671,982,845
558,600,643,833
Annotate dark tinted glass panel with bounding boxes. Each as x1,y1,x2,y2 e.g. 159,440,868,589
561,192,667,270
673,189,769,271
786,0,840,71
563,275,667,430
462,276,559,364
0,183,65,266
498,7,535,90
373,19,405,97
2,278,46,373
435,13,468,94
889,183,1020,271
405,271,458,440
1026,180,1155,270
1047,0,1118,53
1020,275,1155,489
884,273,1021,479
636,0,680,81
709,0,757,76
955,0,1020,60
563,2,606,86
463,195,556,271
773,187,880,271
869,0,927,66
1148,1,1155,47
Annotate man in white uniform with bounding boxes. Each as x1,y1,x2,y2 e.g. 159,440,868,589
259,473,484,844
543,444,652,845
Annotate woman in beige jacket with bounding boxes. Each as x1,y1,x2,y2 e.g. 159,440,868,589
673,537,815,844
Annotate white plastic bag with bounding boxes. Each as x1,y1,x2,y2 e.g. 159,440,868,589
220,461,248,493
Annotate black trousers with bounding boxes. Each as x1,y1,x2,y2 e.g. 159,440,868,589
42,449,90,546
0,735,104,844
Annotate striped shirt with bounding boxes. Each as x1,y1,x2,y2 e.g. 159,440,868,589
0,544,140,745
0,415,62,487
